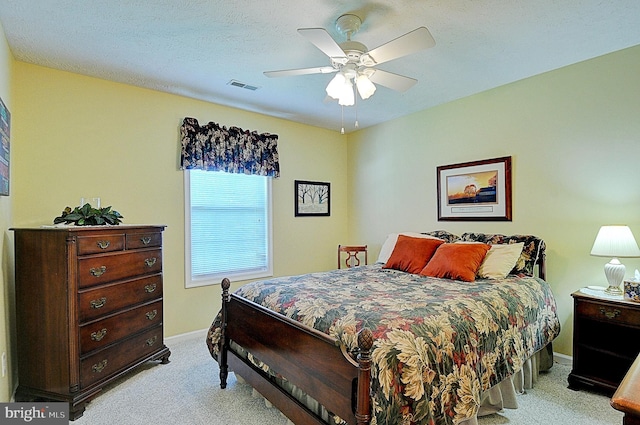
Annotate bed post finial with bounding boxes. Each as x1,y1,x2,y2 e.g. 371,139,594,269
221,277,231,301
356,328,373,425
219,278,231,389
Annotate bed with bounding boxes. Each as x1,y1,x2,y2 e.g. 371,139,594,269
206,231,561,425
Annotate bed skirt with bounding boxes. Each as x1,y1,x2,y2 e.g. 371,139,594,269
230,341,554,425
469,342,553,424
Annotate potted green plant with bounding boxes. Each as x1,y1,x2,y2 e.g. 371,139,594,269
53,203,124,226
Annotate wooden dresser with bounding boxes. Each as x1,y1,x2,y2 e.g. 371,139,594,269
568,290,640,394
12,225,171,420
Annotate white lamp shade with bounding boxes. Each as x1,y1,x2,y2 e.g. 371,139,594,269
590,225,640,258
325,73,346,99
338,80,355,106
356,74,376,100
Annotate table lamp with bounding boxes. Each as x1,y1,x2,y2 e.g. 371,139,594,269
590,225,640,295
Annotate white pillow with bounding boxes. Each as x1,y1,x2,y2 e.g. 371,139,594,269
376,232,443,264
477,242,525,279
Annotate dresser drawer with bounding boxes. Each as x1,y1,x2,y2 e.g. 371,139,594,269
79,300,163,354
79,274,163,322
77,234,125,255
126,232,162,249
78,249,162,288
576,299,640,328
80,325,164,389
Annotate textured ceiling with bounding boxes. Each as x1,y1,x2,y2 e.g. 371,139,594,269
1,1,640,133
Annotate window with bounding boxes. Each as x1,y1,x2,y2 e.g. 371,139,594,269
185,169,272,287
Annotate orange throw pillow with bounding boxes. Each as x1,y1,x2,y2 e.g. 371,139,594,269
420,243,491,282
383,235,444,274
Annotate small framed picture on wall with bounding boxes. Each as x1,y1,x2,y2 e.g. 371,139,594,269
295,180,330,217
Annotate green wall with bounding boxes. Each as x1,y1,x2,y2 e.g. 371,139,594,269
347,44,640,356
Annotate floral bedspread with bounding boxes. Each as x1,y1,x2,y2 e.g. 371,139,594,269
207,265,560,425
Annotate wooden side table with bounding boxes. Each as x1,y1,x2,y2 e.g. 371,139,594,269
568,290,640,395
611,353,640,425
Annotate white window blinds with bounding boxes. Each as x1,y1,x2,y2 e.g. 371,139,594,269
185,169,272,287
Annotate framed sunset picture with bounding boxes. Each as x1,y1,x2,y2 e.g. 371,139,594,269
437,156,512,221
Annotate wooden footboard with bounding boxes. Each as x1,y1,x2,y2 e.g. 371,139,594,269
218,278,373,425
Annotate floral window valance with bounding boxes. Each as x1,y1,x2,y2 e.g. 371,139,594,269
180,117,280,178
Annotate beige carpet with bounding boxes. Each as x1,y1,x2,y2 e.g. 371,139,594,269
74,330,624,425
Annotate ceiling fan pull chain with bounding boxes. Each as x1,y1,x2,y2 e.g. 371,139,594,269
341,105,345,135
355,92,359,128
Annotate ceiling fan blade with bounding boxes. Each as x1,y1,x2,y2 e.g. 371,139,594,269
264,66,337,78
368,69,417,92
366,27,435,65
297,28,347,60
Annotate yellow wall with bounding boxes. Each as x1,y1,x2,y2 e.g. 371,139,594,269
10,63,347,350
347,44,640,356
0,20,12,403
0,21,15,402
3,20,639,402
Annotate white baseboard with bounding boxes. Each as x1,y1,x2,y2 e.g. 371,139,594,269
553,352,572,366
165,328,208,344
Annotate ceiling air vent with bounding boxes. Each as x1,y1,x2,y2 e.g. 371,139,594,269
228,80,260,91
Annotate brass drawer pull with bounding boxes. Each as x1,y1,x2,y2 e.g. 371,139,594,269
144,257,157,267
146,310,158,320
92,360,108,373
599,307,621,319
96,240,110,249
144,283,157,293
90,266,107,277
91,328,108,341
146,336,158,346
141,236,152,245
90,297,107,309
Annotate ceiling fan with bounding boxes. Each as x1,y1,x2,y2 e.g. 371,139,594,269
264,14,435,106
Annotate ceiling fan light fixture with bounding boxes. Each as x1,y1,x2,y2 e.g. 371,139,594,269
326,73,346,99
356,74,376,99
338,79,355,106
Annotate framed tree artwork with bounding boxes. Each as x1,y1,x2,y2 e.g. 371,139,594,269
295,180,330,217
437,156,512,221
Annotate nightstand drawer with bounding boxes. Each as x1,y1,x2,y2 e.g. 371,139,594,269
576,299,640,327
79,300,163,354
78,249,162,288
79,274,163,322
80,325,163,389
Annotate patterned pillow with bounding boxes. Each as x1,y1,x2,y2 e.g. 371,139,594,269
460,232,546,277
420,230,460,243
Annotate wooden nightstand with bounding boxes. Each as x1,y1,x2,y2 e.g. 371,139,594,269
568,290,640,394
